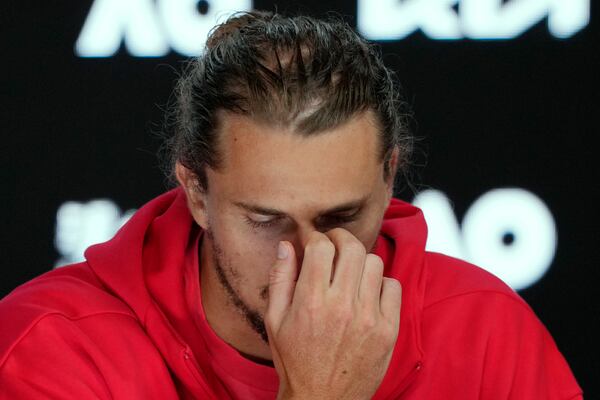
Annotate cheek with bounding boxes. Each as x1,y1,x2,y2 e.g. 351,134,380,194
353,209,387,252
210,217,278,290
355,225,382,253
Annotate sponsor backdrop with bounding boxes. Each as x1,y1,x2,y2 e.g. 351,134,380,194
3,0,598,396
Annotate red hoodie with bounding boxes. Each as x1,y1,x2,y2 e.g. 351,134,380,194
0,189,582,399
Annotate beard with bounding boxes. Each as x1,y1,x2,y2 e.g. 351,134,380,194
205,229,270,344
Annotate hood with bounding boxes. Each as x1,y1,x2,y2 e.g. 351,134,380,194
85,187,427,399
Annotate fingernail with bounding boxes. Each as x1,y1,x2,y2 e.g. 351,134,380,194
277,242,288,260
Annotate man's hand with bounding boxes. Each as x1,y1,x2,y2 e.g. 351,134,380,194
265,229,402,400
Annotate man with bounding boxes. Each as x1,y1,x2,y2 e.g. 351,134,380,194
0,11,582,399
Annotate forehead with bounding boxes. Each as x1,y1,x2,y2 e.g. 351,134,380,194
209,111,383,208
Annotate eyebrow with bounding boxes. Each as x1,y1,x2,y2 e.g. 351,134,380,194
233,195,370,217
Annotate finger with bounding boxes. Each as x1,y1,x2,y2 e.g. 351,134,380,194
294,231,335,300
380,277,402,330
327,228,366,298
358,253,384,311
266,241,298,329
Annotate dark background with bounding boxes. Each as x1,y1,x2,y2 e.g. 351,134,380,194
2,1,598,397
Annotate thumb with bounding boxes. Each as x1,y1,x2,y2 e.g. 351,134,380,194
266,241,297,328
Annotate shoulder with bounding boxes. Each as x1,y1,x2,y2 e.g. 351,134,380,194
419,252,542,348
416,253,582,398
0,262,137,321
0,264,176,399
422,251,527,310
420,251,537,337
0,263,139,367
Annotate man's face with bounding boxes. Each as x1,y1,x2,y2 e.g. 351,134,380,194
180,110,396,342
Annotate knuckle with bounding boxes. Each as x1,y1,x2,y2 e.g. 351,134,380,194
306,234,335,255
302,297,324,316
307,230,327,244
328,228,358,246
360,314,378,331
373,322,397,345
340,238,366,258
383,277,402,293
365,254,384,271
326,227,349,238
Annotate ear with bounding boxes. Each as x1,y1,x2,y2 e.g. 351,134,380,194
175,162,209,229
384,147,400,199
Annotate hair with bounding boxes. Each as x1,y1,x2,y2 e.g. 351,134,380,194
162,11,413,193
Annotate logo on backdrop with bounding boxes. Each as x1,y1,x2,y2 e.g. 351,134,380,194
75,0,252,57
75,0,589,58
358,0,589,40
412,188,557,291
55,187,557,291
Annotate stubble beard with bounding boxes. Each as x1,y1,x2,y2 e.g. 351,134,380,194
205,229,270,344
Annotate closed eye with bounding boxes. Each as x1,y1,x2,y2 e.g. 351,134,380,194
244,209,362,230
244,215,282,229
317,211,361,228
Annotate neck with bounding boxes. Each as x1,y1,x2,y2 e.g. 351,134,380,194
199,234,273,363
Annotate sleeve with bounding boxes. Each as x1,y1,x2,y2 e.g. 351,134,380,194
0,313,180,400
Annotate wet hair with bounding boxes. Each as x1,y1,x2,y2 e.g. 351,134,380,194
162,11,413,192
